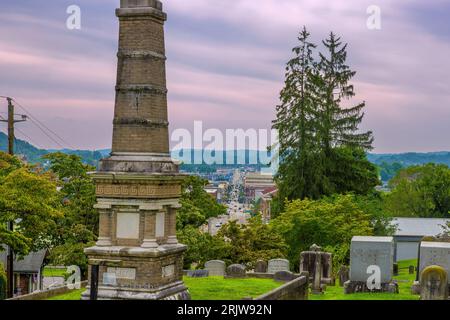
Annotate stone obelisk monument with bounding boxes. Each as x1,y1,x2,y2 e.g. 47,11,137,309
83,0,190,300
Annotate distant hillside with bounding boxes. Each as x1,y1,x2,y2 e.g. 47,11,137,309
0,132,103,166
368,152,450,167
1,134,449,172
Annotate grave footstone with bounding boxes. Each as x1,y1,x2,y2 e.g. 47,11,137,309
409,266,415,275
255,260,268,273
420,266,449,300
205,260,226,277
226,264,246,278
345,236,398,294
268,259,290,274
393,263,399,276
338,266,350,287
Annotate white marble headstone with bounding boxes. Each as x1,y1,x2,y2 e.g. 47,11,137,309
267,259,290,274
205,260,226,276
350,236,394,283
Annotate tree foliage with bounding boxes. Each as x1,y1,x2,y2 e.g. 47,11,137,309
270,194,373,272
273,27,378,203
386,163,450,218
0,156,62,256
43,153,97,276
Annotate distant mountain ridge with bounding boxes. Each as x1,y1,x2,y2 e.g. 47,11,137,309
0,132,103,166
1,132,449,169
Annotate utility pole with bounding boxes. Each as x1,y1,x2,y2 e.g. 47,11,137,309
0,97,27,298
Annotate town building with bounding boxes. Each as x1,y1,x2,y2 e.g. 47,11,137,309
0,249,47,296
244,172,276,203
392,218,449,261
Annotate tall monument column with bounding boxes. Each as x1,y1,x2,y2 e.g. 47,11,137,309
83,0,190,300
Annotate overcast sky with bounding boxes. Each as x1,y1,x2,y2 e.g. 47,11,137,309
0,0,449,153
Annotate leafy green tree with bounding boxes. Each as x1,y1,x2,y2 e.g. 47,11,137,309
177,176,226,229
270,194,373,272
386,164,450,218
0,162,62,256
43,153,97,277
0,263,6,300
177,226,230,269
217,217,288,269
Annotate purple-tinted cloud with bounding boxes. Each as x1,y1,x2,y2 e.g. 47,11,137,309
0,0,449,153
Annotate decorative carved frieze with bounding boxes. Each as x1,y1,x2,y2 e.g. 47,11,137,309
96,183,181,198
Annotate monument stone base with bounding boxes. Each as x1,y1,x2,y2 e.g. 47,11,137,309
82,245,190,300
344,280,399,294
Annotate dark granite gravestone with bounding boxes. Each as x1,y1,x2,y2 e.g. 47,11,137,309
255,260,268,273
186,270,209,278
300,244,335,286
226,264,246,278
393,263,399,276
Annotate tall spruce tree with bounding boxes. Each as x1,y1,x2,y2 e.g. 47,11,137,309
273,27,322,200
317,32,374,151
273,30,378,203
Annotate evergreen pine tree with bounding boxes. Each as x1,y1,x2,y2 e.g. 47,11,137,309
273,27,322,200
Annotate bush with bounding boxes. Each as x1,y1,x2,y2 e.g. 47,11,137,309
0,262,6,300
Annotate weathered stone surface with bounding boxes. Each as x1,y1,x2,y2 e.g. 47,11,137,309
186,270,209,278
274,271,298,282
419,242,450,284
226,264,246,278
344,280,399,294
83,0,189,301
268,259,290,274
255,276,309,301
205,260,226,277
254,260,268,273
420,266,449,300
349,236,394,283
338,266,350,287
300,245,334,286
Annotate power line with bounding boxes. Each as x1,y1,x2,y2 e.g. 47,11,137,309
11,97,75,149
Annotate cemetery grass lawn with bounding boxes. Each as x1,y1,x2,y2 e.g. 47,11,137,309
184,277,281,300
46,277,281,300
310,260,420,301
46,288,85,300
43,267,68,278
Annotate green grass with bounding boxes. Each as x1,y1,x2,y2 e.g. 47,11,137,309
46,277,281,300
46,288,85,300
310,260,420,301
43,267,68,278
184,277,281,300
46,260,421,301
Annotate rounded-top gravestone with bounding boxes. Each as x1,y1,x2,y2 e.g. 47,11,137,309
255,260,268,273
268,259,290,274
420,265,449,300
226,264,246,278
205,260,226,277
